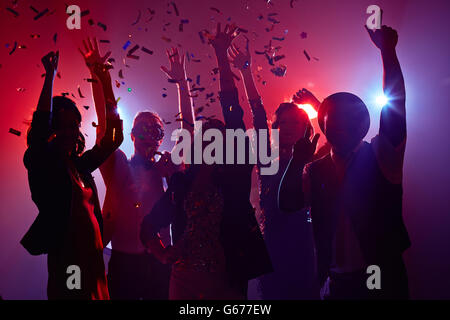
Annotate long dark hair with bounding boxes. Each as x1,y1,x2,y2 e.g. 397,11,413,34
27,96,85,156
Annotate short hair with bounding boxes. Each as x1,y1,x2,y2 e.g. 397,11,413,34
132,111,164,130
318,92,370,140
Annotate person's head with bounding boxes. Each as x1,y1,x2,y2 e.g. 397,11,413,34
318,92,370,156
272,103,313,149
188,118,226,172
37,96,84,156
131,111,164,158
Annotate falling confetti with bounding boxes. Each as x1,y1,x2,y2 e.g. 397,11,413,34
270,65,287,77
7,8,19,17
77,85,85,98
97,22,107,31
34,8,49,20
131,10,142,26
9,41,17,55
141,47,153,55
303,50,311,61
9,128,21,136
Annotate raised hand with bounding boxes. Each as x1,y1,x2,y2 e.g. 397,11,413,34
228,40,251,71
292,131,320,164
78,37,111,72
292,88,321,110
41,51,59,77
365,25,398,52
161,47,186,82
208,23,240,53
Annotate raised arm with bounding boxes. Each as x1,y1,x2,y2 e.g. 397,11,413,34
76,57,123,173
28,51,59,148
79,37,112,143
278,132,319,213
366,25,406,147
292,88,321,112
208,23,245,130
37,51,59,114
161,47,194,137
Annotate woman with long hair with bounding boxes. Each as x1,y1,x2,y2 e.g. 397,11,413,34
140,24,272,300
21,50,123,299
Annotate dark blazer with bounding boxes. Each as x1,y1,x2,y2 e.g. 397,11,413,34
21,111,123,255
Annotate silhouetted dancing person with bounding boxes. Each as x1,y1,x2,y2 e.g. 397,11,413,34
140,23,272,299
279,25,410,300
228,42,320,299
21,51,123,299
80,39,182,300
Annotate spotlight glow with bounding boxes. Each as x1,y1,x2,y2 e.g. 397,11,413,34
297,104,318,119
376,94,389,107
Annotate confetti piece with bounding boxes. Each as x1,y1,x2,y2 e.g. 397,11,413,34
171,2,180,16
270,65,287,77
196,75,200,85
273,54,285,62
179,23,184,32
115,80,121,88
162,93,167,98
127,55,140,60
196,106,204,114
300,32,307,39
9,128,21,136
81,10,90,17
100,39,110,43
161,36,172,43
272,36,285,41
97,22,107,31
119,70,124,79
198,32,206,44
85,78,98,83
16,88,26,92
92,122,97,127
9,41,17,55
88,19,95,26
34,8,49,20
127,44,139,56
127,88,132,92
77,85,85,98
141,47,153,55
210,7,221,14
53,33,57,44
61,92,70,97
131,10,142,26
303,50,311,61
30,34,40,39
57,72,61,79
7,8,19,17
30,6,39,13
83,105,90,110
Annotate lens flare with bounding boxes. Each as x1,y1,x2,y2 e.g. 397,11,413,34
376,95,389,107
297,104,318,119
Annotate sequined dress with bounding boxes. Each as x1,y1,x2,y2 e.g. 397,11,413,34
173,186,226,273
